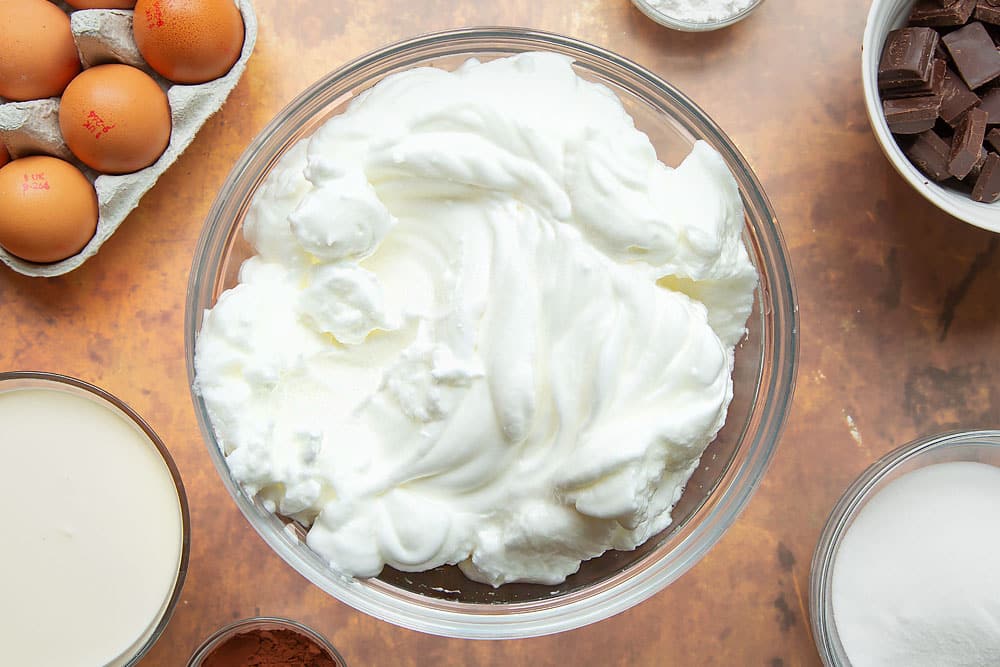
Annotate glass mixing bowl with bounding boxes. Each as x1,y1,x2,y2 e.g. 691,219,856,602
185,27,798,639
0,371,190,665
188,617,347,667
809,430,1000,666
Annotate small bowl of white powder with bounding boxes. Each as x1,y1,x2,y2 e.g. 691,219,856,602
631,0,764,31
810,430,1000,667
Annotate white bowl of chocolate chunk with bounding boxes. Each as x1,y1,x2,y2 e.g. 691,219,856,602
864,0,1000,232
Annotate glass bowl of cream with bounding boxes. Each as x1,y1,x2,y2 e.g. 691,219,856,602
810,430,1000,666
185,27,797,639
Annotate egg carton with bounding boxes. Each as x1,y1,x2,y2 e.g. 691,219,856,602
0,0,257,277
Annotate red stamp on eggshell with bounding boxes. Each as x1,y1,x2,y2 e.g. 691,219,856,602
83,110,115,139
145,1,165,29
21,172,50,193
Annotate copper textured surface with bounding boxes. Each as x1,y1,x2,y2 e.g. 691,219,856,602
2,1,999,665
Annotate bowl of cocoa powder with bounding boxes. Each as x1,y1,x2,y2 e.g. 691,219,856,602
187,617,346,667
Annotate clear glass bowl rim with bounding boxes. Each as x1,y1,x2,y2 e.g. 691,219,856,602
185,26,798,639
630,0,765,32
0,370,191,666
809,429,1000,666
187,616,347,666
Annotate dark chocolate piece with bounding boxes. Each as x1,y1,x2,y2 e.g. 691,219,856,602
971,151,1000,201
939,66,982,125
879,27,939,91
880,2,1000,203
906,129,955,180
974,0,1000,24
942,22,1000,89
930,57,949,92
965,147,989,180
921,57,949,95
979,86,1000,123
987,127,1000,150
910,0,978,26
949,107,989,176
935,40,950,63
885,96,943,133
884,58,949,98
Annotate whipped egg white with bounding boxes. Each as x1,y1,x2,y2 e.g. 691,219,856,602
195,52,757,586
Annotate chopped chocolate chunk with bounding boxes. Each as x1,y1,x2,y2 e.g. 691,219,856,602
923,57,949,95
942,22,1000,89
949,107,989,176
988,127,1000,150
935,40,951,62
885,58,949,98
979,86,1000,123
906,129,955,180
910,0,978,26
971,151,1000,201
879,4,1000,203
974,0,1000,24
939,66,982,125
965,146,989,180
885,96,943,133
879,28,939,91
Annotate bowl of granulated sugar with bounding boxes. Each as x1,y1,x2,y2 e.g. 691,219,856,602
631,0,764,31
810,430,1000,667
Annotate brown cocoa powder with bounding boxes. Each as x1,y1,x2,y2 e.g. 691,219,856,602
201,628,339,667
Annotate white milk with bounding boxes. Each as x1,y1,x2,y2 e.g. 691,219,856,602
0,384,184,666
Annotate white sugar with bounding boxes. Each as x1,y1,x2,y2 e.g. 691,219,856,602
645,0,755,23
832,461,1000,667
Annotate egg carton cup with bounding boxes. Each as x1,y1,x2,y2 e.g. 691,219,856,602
0,0,257,277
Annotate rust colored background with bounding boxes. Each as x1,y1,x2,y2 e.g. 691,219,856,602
3,1,999,665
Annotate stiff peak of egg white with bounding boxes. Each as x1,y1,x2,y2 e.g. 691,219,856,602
195,52,756,586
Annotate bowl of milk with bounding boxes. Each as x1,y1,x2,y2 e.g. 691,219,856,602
0,371,190,667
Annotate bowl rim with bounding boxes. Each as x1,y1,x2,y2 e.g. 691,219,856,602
808,429,1000,666
630,0,765,32
861,0,1000,233
185,26,798,639
0,370,191,666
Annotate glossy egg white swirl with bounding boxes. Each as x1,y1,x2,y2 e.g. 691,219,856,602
195,52,757,587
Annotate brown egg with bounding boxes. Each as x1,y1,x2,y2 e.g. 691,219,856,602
0,156,99,264
0,0,82,101
133,0,244,84
65,1,138,7
0,143,8,168
59,64,171,174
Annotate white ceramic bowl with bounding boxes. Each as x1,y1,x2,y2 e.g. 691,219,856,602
862,0,1000,233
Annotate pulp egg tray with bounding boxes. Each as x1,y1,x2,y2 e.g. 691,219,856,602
0,0,257,277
